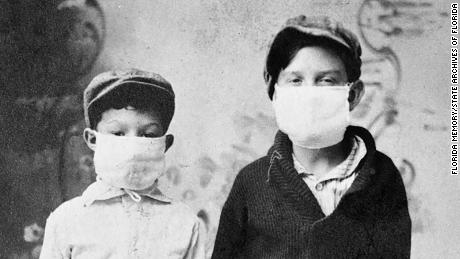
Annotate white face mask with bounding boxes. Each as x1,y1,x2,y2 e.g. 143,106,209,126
92,132,166,190
272,84,350,149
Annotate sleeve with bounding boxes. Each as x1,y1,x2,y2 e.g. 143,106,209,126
183,219,206,259
39,212,67,259
372,157,412,258
211,173,248,259
384,169,412,258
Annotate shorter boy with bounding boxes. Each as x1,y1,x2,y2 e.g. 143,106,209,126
40,69,205,258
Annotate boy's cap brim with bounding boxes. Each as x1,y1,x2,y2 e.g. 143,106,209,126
84,69,175,130
278,15,361,59
283,25,353,52
87,80,173,112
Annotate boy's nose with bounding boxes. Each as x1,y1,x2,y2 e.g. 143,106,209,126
125,131,140,137
292,78,315,87
304,79,316,87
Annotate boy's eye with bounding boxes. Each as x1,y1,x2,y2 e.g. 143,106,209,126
112,131,124,136
142,132,160,138
317,77,337,85
288,78,302,86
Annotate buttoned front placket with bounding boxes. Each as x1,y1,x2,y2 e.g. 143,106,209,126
121,195,145,259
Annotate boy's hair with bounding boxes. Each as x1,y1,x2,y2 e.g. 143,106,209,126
266,29,359,95
264,15,362,100
84,69,175,131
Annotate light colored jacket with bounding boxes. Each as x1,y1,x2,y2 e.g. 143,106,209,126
40,181,205,259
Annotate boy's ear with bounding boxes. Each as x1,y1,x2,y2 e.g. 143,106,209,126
348,80,365,111
165,134,174,152
83,128,97,151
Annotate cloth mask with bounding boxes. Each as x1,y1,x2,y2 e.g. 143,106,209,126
92,132,166,191
272,84,350,149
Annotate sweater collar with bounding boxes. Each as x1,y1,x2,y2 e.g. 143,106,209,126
266,125,377,219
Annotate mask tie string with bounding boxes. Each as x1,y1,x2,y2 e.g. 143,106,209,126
124,189,142,202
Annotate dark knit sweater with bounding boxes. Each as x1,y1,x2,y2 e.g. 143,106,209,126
211,126,411,259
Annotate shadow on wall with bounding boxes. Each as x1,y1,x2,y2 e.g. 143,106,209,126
0,0,105,258
355,0,447,234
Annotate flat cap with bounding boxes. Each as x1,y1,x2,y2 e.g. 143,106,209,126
264,15,362,99
83,68,175,131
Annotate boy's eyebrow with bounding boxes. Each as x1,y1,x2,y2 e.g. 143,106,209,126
280,70,303,77
281,69,343,76
142,122,161,128
135,122,162,131
316,69,343,75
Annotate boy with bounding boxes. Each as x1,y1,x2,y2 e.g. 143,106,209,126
40,69,205,258
212,16,411,258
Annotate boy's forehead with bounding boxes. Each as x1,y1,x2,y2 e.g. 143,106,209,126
284,46,346,72
98,107,163,126
102,105,161,117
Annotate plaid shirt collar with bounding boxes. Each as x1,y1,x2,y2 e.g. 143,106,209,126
292,136,363,183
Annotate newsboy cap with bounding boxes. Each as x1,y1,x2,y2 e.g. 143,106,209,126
83,68,175,131
264,15,362,99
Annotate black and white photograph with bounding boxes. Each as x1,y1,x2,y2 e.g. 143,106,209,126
0,0,456,258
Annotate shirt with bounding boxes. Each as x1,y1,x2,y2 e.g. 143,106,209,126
39,181,205,259
292,136,367,216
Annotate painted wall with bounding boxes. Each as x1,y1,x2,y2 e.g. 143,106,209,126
0,0,457,258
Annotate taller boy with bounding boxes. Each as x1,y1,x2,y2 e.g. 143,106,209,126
212,16,411,258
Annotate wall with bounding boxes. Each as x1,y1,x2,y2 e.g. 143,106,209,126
0,0,457,258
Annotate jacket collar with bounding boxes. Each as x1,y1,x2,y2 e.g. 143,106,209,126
266,125,377,219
